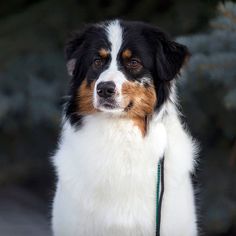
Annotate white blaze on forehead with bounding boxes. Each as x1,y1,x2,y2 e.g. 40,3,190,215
105,20,123,70
93,20,127,111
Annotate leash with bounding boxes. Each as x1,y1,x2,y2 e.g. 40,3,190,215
156,157,165,236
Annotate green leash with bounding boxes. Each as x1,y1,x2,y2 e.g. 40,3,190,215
156,158,164,236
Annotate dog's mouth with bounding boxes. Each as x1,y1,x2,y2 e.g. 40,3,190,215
102,102,117,109
96,98,122,112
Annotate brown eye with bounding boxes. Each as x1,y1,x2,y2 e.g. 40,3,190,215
93,58,103,68
126,58,142,70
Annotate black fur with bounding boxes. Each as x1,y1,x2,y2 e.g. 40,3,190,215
64,20,189,126
65,25,110,125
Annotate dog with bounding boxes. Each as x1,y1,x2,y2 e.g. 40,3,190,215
52,19,198,236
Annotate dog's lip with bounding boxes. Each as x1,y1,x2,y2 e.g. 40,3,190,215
98,98,118,109
100,101,118,109
103,103,116,109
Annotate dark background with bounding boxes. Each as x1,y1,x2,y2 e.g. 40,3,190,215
0,0,236,235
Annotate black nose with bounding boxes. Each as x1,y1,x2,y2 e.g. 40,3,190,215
97,81,116,98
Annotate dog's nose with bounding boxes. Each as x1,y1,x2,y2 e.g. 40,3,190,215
97,81,116,98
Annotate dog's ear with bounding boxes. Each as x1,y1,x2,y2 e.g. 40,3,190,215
157,38,190,81
65,26,91,76
146,28,190,81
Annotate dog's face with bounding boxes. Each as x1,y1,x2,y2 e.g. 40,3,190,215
65,20,189,133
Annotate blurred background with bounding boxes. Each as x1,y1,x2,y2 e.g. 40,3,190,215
0,0,235,235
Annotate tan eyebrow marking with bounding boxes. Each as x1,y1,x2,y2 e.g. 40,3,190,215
122,49,132,59
99,48,109,58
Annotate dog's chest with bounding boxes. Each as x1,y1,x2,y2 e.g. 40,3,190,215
54,115,167,235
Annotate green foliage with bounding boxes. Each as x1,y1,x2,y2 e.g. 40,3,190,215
178,1,236,143
177,2,236,234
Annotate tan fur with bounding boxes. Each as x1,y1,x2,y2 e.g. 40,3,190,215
122,49,132,59
77,80,97,115
99,48,109,59
131,117,148,137
77,79,156,136
122,81,157,136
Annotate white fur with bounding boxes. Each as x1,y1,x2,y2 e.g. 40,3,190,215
52,97,198,236
94,21,127,113
105,20,123,71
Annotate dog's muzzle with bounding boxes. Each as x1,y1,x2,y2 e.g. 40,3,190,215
97,81,116,99
96,81,119,110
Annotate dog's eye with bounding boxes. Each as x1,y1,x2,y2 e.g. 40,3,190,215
93,58,103,69
126,58,142,70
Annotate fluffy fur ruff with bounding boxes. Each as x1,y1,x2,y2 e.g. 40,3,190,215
52,98,198,236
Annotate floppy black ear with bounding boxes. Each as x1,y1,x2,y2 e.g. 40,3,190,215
157,38,189,81
146,28,190,81
65,26,90,76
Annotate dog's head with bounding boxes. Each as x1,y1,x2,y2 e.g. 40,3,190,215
65,20,189,132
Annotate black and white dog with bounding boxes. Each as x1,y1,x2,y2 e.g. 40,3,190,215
52,20,198,236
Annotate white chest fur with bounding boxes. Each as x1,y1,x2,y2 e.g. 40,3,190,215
53,114,166,236
52,112,198,236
